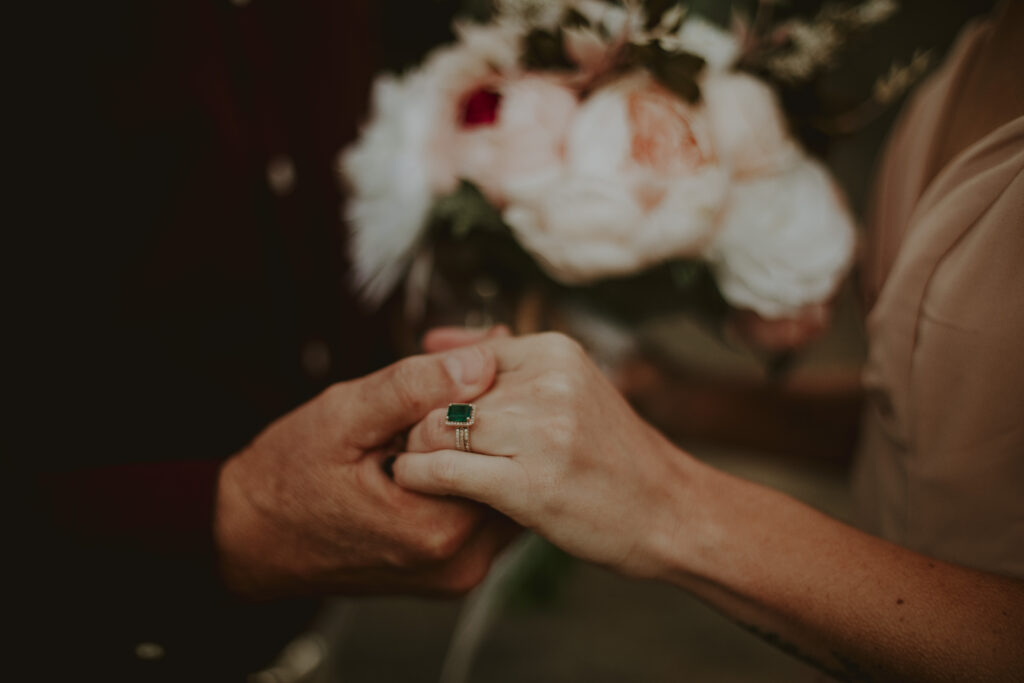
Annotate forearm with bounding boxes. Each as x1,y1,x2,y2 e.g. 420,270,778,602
651,457,1024,682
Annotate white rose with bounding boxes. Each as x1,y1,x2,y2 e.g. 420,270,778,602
706,158,856,318
504,176,647,280
668,16,740,71
340,71,441,306
702,72,800,176
452,76,578,206
340,22,522,306
503,72,728,283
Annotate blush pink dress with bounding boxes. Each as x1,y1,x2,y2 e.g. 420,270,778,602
852,16,1024,578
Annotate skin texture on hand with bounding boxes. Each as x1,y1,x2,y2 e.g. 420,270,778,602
396,332,1024,681
215,343,518,599
399,332,688,577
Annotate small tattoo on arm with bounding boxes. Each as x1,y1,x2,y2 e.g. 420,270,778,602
734,620,874,682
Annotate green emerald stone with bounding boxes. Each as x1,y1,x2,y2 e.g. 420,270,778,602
446,403,474,423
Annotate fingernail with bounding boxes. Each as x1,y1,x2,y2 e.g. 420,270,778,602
443,346,485,386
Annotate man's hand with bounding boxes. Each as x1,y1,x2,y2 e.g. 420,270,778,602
215,343,515,598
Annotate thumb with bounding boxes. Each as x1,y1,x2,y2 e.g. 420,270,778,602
348,345,497,449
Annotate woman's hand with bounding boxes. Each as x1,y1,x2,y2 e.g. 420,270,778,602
215,344,515,598
395,332,700,578
397,332,1024,682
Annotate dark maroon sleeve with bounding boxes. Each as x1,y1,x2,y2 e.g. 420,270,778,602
17,0,393,675
40,459,224,558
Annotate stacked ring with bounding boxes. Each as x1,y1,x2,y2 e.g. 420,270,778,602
445,403,476,452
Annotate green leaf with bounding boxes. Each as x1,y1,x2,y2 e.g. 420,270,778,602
620,43,706,103
664,49,706,75
670,260,704,290
621,41,656,68
521,28,574,70
643,0,680,31
429,180,506,240
627,42,705,102
562,8,590,29
652,55,704,102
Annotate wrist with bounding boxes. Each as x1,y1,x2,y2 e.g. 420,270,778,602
625,438,713,581
214,453,295,598
640,450,751,588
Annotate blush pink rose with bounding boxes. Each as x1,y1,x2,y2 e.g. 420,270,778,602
627,85,708,177
503,72,728,283
702,73,800,176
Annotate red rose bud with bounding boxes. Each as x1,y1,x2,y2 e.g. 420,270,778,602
461,88,502,127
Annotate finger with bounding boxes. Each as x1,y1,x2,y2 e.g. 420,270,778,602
346,346,497,449
360,449,484,519
393,449,518,505
407,511,523,596
432,513,524,594
422,325,511,354
475,331,585,373
407,405,521,457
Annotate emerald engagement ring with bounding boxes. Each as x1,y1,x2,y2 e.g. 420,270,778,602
445,403,476,452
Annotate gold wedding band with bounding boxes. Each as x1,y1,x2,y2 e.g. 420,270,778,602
455,426,471,451
445,403,476,452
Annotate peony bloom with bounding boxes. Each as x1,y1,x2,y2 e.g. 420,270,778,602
450,76,579,206
702,72,800,176
503,72,728,283
341,5,857,318
705,158,856,318
670,16,740,72
700,71,856,317
340,70,441,306
340,22,522,305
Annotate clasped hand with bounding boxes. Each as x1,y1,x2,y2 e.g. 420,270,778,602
397,331,700,579
215,329,699,600
216,332,517,598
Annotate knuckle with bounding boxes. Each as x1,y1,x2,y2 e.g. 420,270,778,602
429,453,460,489
418,517,472,562
389,359,432,414
443,556,491,595
386,545,418,570
543,414,577,452
416,532,451,562
530,467,565,517
539,332,585,361
407,408,446,452
534,372,576,402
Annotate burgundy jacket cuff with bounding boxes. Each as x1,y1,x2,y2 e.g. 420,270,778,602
40,459,224,558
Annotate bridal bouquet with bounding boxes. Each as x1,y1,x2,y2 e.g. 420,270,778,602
340,0,859,325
